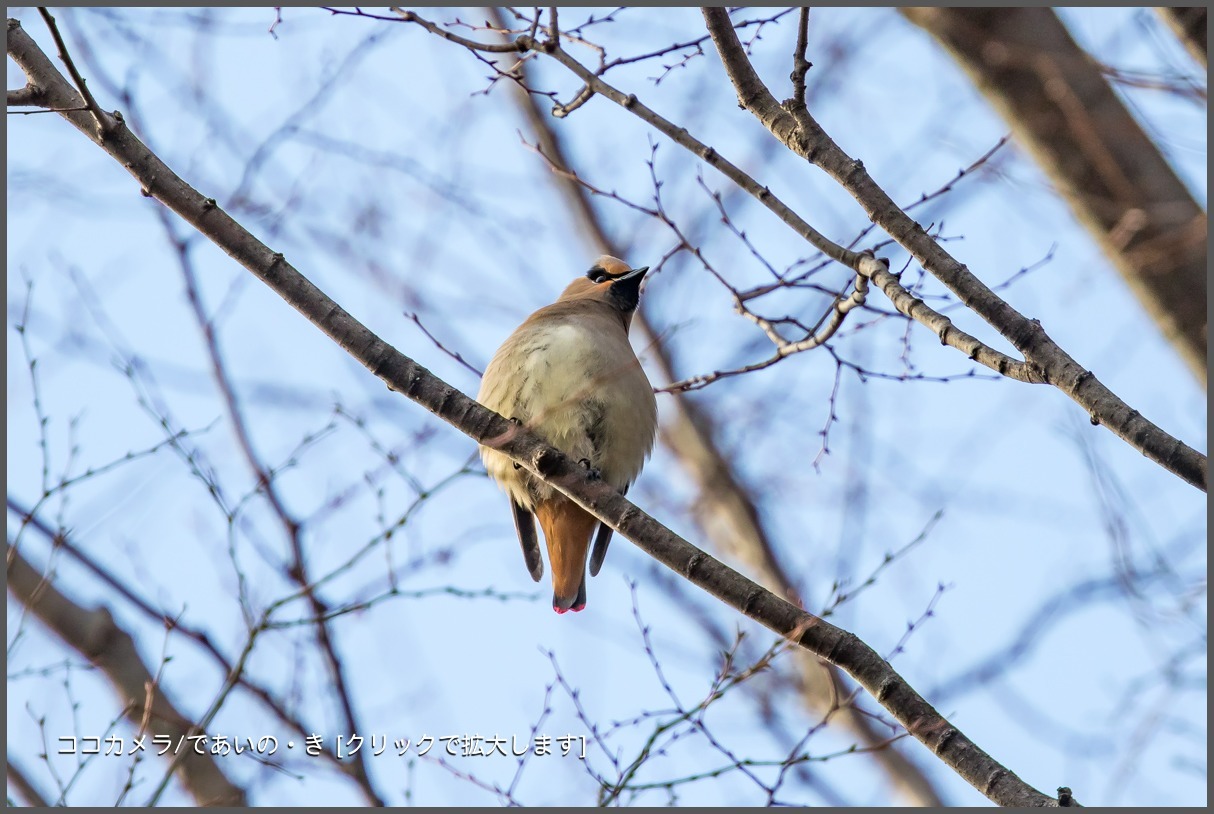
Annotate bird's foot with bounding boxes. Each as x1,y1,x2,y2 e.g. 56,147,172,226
577,458,602,481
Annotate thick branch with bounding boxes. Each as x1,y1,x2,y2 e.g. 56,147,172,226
902,7,1207,384
8,17,1062,806
700,7,1206,492
8,82,47,106
6,543,247,806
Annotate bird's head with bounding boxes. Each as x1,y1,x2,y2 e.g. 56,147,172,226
557,255,650,325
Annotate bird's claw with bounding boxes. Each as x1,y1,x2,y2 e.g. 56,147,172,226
578,458,602,481
510,417,524,470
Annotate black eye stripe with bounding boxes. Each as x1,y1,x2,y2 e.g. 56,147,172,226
586,265,611,283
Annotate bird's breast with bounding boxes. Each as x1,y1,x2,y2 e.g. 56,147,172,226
516,323,606,404
478,318,656,492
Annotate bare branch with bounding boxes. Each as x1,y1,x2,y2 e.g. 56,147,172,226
5,495,364,783
405,311,483,378
538,44,1042,389
790,7,811,108
8,82,47,107
699,7,1206,492
663,273,870,393
321,7,522,51
36,8,106,129
902,8,1207,384
551,82,594,118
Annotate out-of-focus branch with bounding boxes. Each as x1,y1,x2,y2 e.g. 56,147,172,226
698,7,1206,491
901,7,1207,384
7,18,1064,805
6,542,247,806
7,759,51,807
1157,7,1207,67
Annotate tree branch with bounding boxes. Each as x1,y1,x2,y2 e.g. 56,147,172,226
789,7,811,109
700,6,1206,492
8,82,47,107
536,41,1042,387
901,7,1207,385
35,9,106,129
152,207,385,806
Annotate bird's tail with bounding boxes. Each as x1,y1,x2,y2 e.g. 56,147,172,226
534,496,597,613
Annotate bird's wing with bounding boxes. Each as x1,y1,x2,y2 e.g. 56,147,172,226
588,484,627,577
512,500,544,582
588,522,613,577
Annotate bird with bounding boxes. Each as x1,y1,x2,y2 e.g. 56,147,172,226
477,255,657,613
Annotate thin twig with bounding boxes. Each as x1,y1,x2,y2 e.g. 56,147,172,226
405,311,483,377
36,8,106,128
790,7,811,108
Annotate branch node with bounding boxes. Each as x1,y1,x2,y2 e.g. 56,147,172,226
266,252,287,275
983,768,1009,796
533,446,562,477
552,83,594,118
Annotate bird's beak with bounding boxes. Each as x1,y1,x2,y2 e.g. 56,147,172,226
605,265,649,314
616,266,649,281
